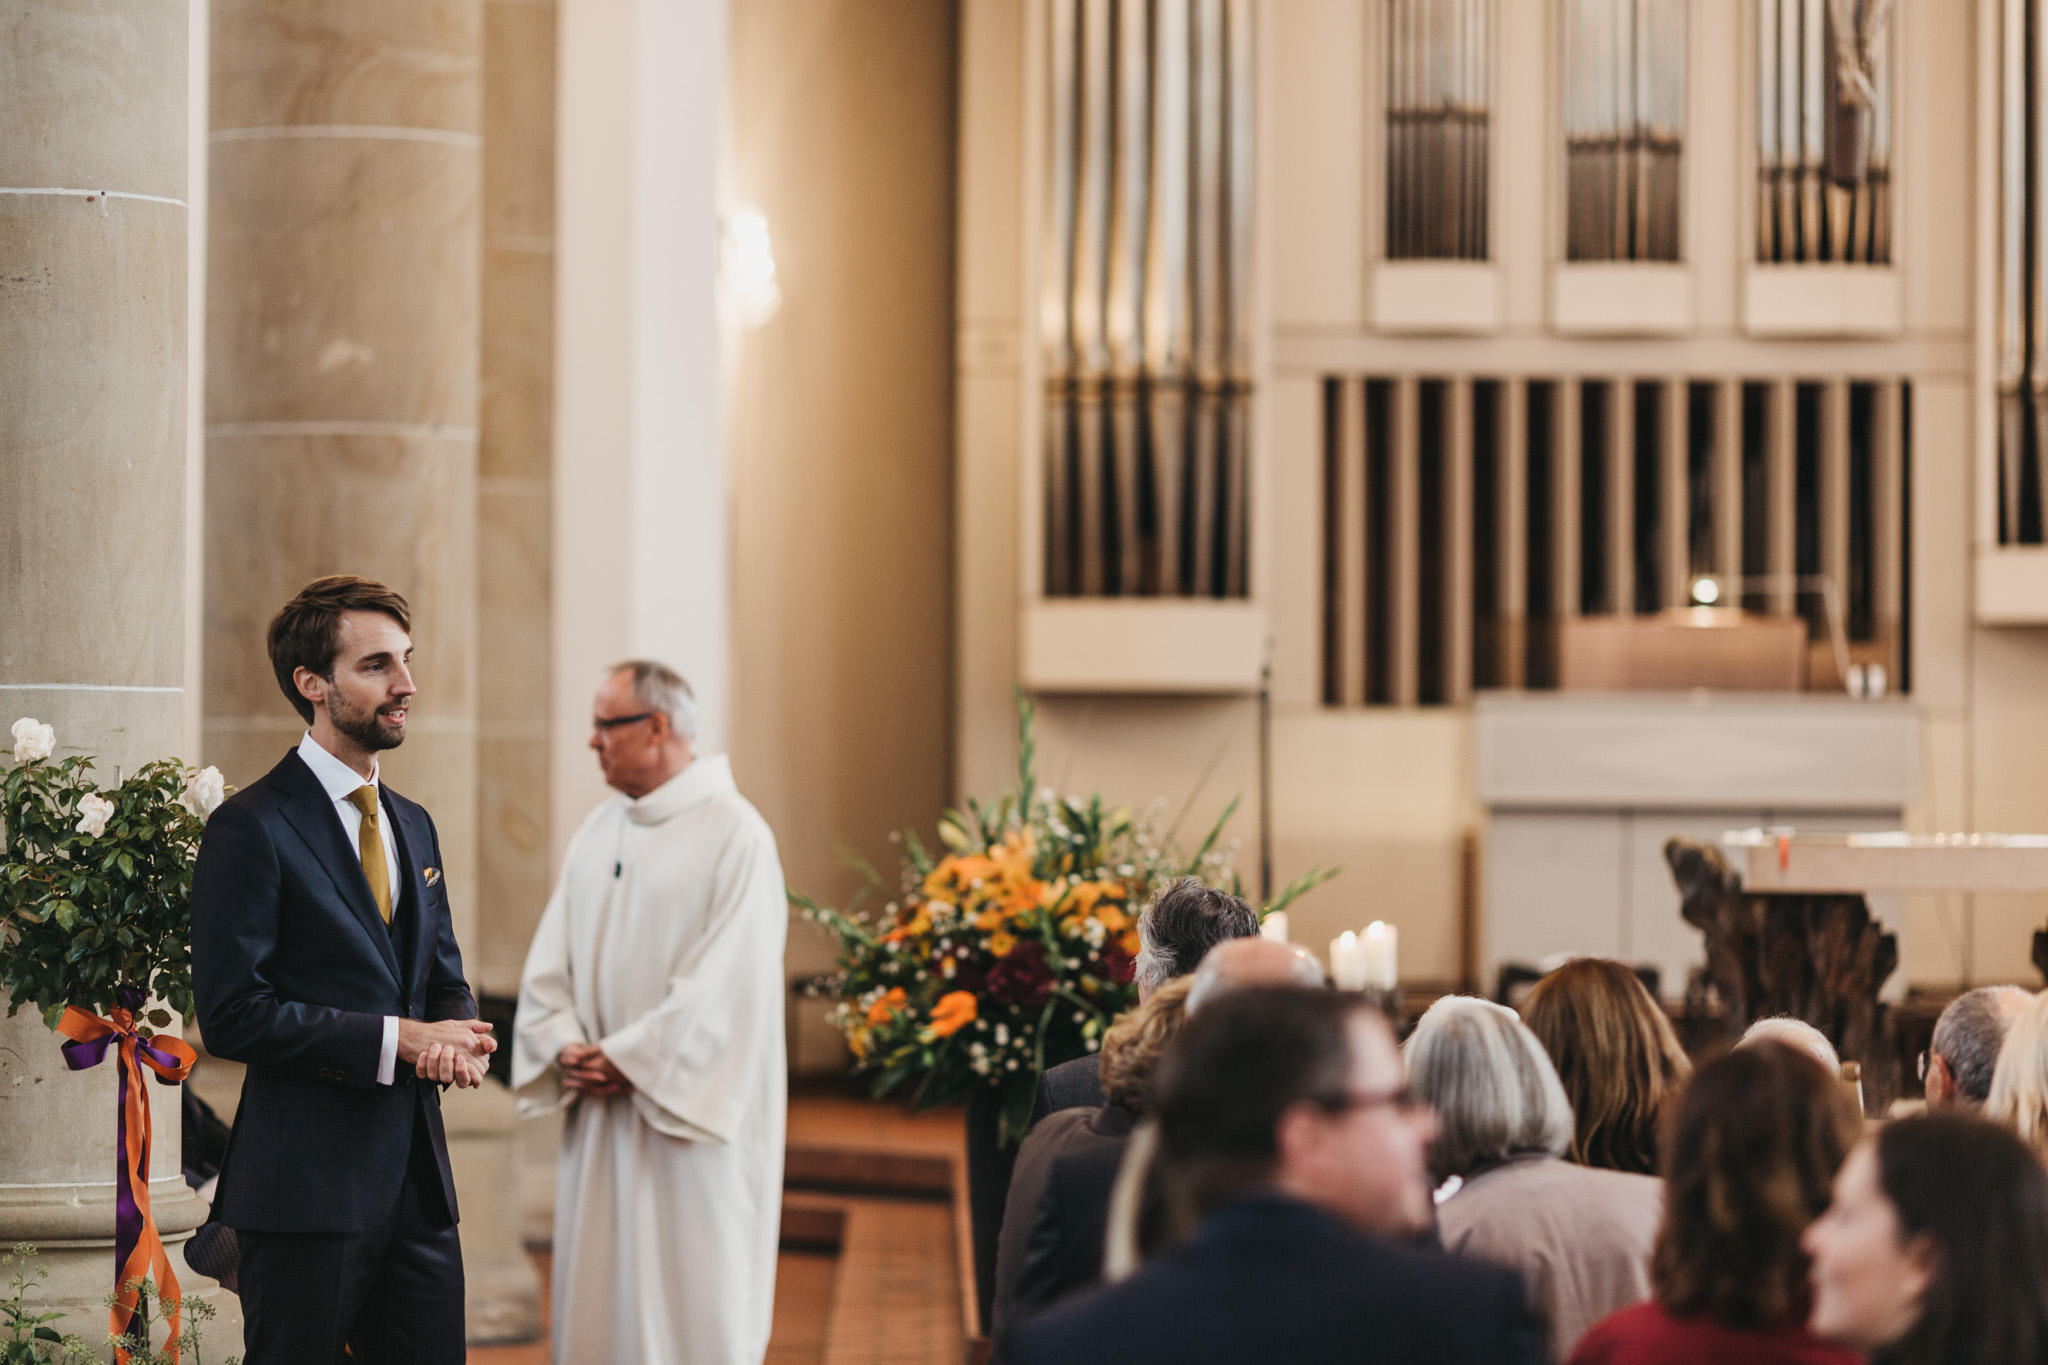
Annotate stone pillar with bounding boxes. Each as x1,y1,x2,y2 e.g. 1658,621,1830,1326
203,0,538,1341
0,0,233,1350
479,0,564,1259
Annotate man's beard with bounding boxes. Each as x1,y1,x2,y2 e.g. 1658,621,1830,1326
329,688,408,752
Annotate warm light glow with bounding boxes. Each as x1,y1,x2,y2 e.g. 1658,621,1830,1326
1365,920,1388,939
720,207,781,329
1690,576,1721,605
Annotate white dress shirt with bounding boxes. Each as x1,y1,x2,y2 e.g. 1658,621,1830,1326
297,731,403,1086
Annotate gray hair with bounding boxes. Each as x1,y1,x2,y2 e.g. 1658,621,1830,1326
1737,1016,1841,1073
1935,985,2034,1104
609,659,699,741
1406,995,1574,1183
1132,878,1260,994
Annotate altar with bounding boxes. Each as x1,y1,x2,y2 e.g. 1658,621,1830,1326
1475,693,1921,1000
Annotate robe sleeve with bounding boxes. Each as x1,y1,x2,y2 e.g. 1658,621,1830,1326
599,809,788,1144
512,832,594,1117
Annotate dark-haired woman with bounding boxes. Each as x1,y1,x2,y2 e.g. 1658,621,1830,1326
1520,958,1691,1175
1804,1112,2048,1365
1569,1042,1862,1365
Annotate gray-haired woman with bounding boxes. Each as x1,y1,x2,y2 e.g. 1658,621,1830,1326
1407,995,1663,1363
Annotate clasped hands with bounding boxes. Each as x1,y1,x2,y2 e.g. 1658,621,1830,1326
399,1018,497,1088
558,1042,633,1098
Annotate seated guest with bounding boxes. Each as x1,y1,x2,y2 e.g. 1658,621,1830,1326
1004,987,1545,1365
1100,934,1326,1278
1570,1043,1862,1365
992,978,1193,1340
1031,878,1258,1123
1408,995,1662,1362
1521,958,1691,1175
1930,985,2032,1110
1985,989,2048,1147
1804,1113,2048,1365
1182,935,1326,1014
1739,1016,1841,1071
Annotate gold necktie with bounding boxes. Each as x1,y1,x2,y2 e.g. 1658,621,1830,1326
347,786,393,925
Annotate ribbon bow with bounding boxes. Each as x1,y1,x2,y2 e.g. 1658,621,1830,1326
57,987,198,1362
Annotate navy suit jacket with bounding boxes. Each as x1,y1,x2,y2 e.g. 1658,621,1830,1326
191,749,475,1234
1004,1192,1547,1365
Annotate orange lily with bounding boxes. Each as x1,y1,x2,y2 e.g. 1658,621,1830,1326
929,991,978,1037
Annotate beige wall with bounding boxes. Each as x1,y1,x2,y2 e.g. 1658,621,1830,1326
726,0,959,1069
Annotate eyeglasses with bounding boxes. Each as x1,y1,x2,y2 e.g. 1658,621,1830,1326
1314,1085,1427,1118
591,711,658,734
1917,1050,1930,1082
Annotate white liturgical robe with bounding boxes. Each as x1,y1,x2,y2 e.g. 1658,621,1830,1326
512,755,788,1365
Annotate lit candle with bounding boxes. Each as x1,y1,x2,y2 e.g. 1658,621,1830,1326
1330,930,1367,990
1361,920,1399,990
1261,910,1290,944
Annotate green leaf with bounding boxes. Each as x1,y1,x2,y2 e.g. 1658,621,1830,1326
41,1005,64,1031
146,1009,171,1028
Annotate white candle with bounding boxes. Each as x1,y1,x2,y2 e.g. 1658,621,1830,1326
1361,920,1399,990
1330,930,1367,990
1261,910,1290,944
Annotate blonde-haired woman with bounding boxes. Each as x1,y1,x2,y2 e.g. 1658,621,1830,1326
1984,988,2048,1147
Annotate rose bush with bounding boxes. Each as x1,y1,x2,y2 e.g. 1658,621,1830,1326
0,721,228,1032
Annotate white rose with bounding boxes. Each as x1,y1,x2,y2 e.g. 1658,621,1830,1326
10,718,55,763
74,793,114,839
180,766,226,820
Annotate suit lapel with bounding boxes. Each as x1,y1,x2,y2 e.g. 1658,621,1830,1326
272,750,403,986
384,790,436,1005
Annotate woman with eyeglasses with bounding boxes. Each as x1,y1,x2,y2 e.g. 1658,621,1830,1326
1406,996,1664,1363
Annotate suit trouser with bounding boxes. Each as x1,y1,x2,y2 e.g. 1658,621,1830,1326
235,1116,465,1365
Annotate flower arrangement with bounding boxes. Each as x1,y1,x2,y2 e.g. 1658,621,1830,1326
0,1244,235,1365
1,720,228,1361
1,719,225,1031
799,697,1333,1145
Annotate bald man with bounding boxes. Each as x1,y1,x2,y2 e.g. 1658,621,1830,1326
1186,937,1328,1015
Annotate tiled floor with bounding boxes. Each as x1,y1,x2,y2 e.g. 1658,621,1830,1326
468,1089,971,1365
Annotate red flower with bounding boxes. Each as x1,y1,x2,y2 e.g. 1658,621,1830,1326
986,939,1055,1008
1099,939,1136,986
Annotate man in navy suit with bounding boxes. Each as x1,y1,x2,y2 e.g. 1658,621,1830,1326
1004,987,1545,1365
192,576,497,1364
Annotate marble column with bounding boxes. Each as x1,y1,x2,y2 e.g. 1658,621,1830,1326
0,0,233,1350
203,0,538,1341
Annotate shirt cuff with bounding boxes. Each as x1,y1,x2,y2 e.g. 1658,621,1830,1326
378,1015,399,1086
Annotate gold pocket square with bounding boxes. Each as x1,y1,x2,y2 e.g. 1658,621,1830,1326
424,867,441,886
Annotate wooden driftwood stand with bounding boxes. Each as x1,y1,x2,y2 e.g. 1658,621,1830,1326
1664,837,1901,1113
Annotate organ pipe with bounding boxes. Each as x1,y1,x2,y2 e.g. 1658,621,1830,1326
1384,0,1492,261
1565,0,1686,262
1755,0,1892,265
1044,0,1254,597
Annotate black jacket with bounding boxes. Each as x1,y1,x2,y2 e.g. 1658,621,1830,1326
191,749,475,1234
993,1104,1136,1341
1004,1192,1547,1365
1030,1054,1106,1126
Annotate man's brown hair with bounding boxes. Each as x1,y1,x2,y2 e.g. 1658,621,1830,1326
267,576,412,724
1521,956,1692,1174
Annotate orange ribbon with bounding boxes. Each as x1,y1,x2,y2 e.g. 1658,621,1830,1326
57,1002,198,1362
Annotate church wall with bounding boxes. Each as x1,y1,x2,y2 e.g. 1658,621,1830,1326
725,0,961,1071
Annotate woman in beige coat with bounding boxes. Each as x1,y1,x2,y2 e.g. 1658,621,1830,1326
1407,995,1663,1363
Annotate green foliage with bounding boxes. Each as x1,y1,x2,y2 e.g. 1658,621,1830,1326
0,752,217,1030
105,1276,238,1365
0,1244,99,1365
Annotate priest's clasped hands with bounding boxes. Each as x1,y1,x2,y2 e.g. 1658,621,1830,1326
401,1017,497,1088
557,1042,634,1098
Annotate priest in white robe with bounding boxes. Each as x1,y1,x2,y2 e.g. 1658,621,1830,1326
512,660,788,1365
